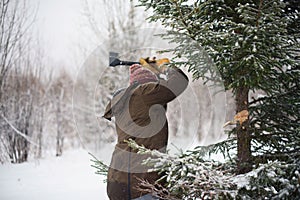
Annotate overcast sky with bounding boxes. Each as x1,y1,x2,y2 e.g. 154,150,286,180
29,0,156,74
30,0,88,72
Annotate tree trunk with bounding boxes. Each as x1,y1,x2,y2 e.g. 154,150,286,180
56,99,62,157
23,129,29,162
56,92,64,157
235,86,252,174
37,108,43,158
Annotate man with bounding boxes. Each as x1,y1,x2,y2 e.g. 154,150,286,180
103,58,189,200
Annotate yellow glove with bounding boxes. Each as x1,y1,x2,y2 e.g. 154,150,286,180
139,57,170,75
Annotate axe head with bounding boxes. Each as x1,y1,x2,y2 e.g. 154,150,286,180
109,52,121,67
109,51,140,67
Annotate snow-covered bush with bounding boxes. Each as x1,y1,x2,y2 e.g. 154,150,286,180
238,158,300,200
127,139,238,199
91,139,300,199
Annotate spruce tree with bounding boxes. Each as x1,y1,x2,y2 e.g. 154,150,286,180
137,0,299,174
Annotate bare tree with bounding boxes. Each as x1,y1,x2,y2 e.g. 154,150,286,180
0,0,44,163
48,70,75,157
1,60,44,163
0,0,34,101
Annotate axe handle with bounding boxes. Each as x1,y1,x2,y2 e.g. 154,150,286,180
119,61,140,66
111,60,165,74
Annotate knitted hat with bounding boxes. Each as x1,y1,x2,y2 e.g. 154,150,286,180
129,64,158,85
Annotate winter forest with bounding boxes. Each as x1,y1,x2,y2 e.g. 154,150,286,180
0,0,299,200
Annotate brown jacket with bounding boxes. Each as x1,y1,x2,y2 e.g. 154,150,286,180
103,68,188,200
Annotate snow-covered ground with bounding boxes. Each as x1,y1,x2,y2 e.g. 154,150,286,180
0,133,228,200
0,149,109,200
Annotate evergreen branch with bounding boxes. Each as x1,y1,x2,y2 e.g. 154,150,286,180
253,151,300,163
173,0,196,41
126,139,237,199
89,152,108,180
135,178,179,200
249,85,298,105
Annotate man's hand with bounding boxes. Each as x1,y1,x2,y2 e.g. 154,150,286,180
139,57,170,75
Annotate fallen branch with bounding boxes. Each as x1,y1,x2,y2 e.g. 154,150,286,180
1,114,38,146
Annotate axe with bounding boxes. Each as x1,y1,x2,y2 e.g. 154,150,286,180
109,52,169,75
109,52,140,67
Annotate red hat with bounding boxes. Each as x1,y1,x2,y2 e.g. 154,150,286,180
129,64,158,85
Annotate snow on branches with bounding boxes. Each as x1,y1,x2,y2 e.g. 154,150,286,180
126,139,237,199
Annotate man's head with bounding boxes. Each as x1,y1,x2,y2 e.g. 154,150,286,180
129,64,158,85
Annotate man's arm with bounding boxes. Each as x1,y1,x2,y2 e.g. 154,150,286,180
140,67,189,105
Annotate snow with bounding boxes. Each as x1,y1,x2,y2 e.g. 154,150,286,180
0,149,109,200
231,168,258,189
